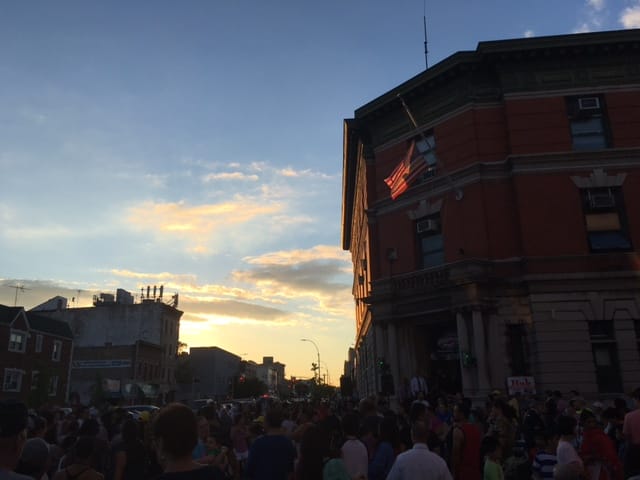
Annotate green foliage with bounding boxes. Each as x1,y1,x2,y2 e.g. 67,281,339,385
175,352,194,384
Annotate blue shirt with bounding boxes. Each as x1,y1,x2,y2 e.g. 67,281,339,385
247,434,296,480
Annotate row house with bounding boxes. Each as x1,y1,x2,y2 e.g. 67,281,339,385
0,304,73,405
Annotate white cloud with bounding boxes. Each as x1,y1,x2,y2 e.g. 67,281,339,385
588,0,605,11
202,172,259,182
620,4,640,27
278,167,334,180
523,30,534,38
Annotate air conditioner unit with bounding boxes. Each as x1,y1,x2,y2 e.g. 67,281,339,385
416,218,439,233
589,190,615,209
578,97,600,110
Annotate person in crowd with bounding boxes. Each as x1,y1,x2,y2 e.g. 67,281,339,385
531,431,557,480
153,403,224,480
0,399,32,480
228,413,248,479
623,387,640,478
52,436,103,480
386,420,452,480
15,437,50,480
112,419,147,480
522,398,546,450
579,409,622,480
191,416,211,464
555,416,583,479
76,419,109,475
481,435,503,480
294,424,327,480
340,412,367,480
246,407,296,480
367,415,397,480
486,399,517,459
450,402,481,480
358,399,381,461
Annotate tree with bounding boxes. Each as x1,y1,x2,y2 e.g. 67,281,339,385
233,377,267,398
175,344,194,384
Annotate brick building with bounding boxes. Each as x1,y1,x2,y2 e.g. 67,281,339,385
341,29,640,400
37,287,183,404
0,305,73,405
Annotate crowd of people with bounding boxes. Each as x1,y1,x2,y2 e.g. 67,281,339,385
1,386,640,480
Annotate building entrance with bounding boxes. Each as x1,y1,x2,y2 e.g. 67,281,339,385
421,324,462,395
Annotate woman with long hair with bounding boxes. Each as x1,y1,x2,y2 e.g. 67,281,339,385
112,419,148,480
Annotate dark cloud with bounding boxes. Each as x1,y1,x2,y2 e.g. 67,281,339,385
234,259,349,295
0,279,100,309
179,298,291,321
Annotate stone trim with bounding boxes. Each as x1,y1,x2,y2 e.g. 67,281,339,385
571,168,627,189
408,199,443,220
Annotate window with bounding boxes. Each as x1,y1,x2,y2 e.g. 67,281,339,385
8,330,27,353
506,325,530,375
31,371,40,391
566,95,609,150
52,340,62,361
35,334,43,353
581,187,632,252
48,376,59,396
415,134,437,178
416,214,444,269
588,321,623,393
3,369,23,392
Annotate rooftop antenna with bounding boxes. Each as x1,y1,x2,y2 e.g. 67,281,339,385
7,284,31,306
423,0,429,69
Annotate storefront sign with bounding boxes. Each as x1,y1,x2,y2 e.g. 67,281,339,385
506,376,536,395
72,359,131,369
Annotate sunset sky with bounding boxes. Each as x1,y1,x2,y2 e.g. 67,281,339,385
1,0,639,384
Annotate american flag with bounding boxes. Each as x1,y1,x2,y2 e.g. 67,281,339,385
384,140,429,200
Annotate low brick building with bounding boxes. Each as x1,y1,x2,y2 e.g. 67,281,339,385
0,305,73,406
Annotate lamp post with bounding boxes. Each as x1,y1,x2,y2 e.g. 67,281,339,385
301,338,321,384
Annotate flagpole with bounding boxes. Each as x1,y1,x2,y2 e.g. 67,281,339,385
423,0,429,69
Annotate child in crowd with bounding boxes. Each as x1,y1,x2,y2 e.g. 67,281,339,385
482,435,504,480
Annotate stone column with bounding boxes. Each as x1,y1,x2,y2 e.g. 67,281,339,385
374,324,385,394
473,309,491,396
456,312,473,396
387,322,400,402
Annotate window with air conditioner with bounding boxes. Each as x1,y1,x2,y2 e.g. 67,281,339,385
566,95,609,150
581,187,632,252
416,214,444,269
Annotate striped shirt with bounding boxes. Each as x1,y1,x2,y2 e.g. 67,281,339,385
532,450,557,479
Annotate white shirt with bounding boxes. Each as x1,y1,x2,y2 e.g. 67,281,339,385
342,438,368,479
386,443,452,480
556,439,583,467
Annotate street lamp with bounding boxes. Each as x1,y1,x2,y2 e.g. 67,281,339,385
301,338,321,384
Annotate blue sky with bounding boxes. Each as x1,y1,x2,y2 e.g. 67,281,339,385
1,0,639,383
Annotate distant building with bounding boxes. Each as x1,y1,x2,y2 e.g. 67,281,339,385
190,346,241,400
255,356,285,393
36,286,182,404
0,305,73,405
342,29,640,399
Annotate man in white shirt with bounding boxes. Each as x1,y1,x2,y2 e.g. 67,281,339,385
341,413,368,480
386,421,452,480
